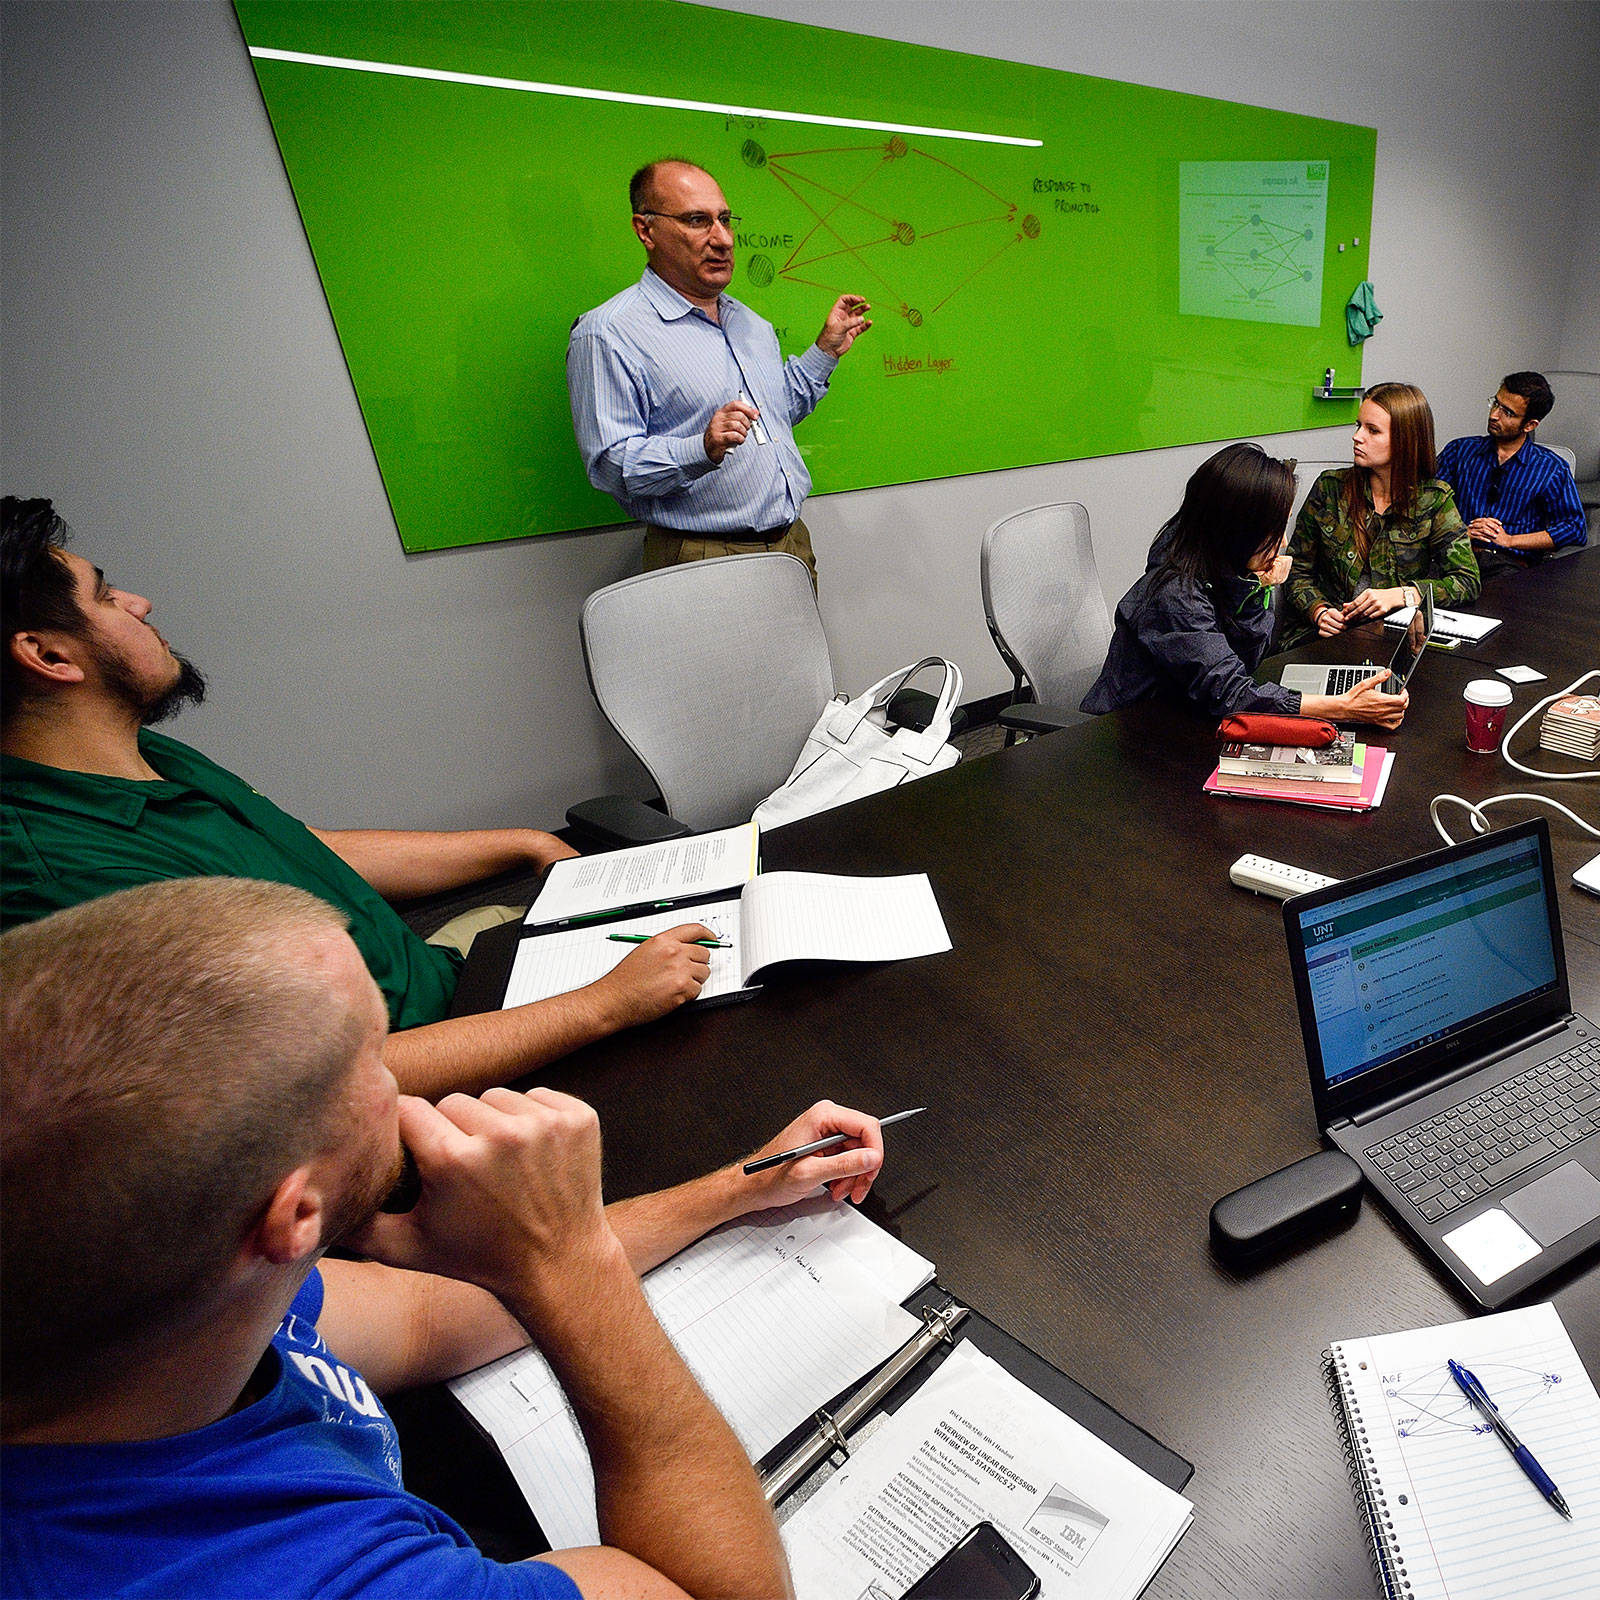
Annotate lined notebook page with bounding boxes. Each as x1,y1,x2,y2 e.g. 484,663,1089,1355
502,905,743,1007
1331,1303,1600,1599
449,1198,933,1549
741,871,951,980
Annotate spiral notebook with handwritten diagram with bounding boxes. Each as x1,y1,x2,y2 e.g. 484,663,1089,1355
1322,1303,1600,1600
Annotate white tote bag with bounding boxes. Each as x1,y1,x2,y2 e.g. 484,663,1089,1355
752,657,963,831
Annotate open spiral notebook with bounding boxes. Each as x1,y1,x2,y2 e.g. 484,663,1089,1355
1323,1303,1600,1600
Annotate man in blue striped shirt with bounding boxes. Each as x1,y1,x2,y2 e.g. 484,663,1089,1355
1436,371,1586,583
568,159,872,586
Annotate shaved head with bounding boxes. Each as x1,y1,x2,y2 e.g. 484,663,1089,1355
1,879,376,1399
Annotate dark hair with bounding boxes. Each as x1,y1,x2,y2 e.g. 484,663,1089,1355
1345,382,1437,562
1148,442,1297,594
629,157,708,214
1502,370,1554,425
1,496,85,717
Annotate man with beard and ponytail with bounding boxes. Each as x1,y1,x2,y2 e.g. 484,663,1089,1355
0,497,719,1100
2,878,887,1598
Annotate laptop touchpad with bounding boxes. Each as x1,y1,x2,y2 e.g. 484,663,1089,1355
1502,1161,1600,1245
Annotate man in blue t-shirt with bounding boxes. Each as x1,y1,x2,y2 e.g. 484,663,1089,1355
1436,372,1587,584
1,878,889,1599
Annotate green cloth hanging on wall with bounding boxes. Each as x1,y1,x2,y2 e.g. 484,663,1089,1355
1346,280,1382,346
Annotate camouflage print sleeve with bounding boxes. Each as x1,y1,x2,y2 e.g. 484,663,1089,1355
1287,472,1341,624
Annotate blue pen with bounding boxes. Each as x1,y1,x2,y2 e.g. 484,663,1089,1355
1447,1359,1572,1520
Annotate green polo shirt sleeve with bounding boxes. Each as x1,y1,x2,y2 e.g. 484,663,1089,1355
1,731,461,1031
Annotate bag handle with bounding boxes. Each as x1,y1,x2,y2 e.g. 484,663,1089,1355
826,657,963,743
825,652,960,745
889,657,963,756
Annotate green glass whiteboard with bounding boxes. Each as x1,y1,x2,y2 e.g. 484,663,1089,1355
235,0,1375,552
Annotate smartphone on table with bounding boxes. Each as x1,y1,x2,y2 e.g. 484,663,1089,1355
900,1521,1040,1600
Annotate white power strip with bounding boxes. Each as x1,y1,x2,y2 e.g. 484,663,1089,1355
1229,854,1338,900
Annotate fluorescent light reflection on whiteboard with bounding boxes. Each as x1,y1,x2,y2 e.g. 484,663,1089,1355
246,47,1043,147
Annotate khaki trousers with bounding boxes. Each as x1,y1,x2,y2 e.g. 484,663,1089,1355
425,904,526,958
642,515,817,588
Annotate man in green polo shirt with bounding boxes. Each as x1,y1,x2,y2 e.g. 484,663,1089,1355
1,497,714,1099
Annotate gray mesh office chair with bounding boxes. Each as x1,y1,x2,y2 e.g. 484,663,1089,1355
571,553,835,841
981,501,1113,739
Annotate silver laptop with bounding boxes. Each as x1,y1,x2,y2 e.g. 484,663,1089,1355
1283,820,1600,1308
1281,586,1434,697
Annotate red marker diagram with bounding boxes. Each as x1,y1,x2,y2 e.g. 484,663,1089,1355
740,136,1039,327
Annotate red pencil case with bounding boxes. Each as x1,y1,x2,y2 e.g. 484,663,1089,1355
1217,713,1339,747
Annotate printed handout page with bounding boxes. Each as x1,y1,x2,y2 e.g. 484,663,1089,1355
1330,1303,1600,1600
503,904,743,1008
449,1198,935,1549
525,822,758,925
783,1342,1194,1600
740,872,952,978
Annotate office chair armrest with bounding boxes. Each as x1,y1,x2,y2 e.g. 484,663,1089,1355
885,686,969,738
565,795,693,851
997,702,1093,736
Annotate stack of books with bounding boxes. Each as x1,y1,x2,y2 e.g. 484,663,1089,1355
1539,694,1600,760
1204,733,1394,811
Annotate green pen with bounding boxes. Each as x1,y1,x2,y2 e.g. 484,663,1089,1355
566,901,674,925
607,933,732,948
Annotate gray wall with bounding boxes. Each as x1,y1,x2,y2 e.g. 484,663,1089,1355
1558,153,1600,374
4,0,1596,829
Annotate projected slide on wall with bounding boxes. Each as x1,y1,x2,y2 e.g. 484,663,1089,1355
235,0,1376,552
1178,161,1330,326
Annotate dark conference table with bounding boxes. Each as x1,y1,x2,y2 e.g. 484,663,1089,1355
462,551,1598,1598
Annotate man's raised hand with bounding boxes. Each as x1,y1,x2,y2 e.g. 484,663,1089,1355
817,295,872,357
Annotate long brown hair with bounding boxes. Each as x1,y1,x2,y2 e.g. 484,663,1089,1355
1346,382,1437,562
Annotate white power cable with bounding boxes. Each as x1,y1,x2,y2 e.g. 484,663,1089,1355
1430,792,1600,846
1430,670,1600,845
1497,668,1600,782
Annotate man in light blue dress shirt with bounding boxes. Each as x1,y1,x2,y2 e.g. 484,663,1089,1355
568,159,872,585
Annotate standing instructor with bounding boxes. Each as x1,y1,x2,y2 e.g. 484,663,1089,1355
568,159,871,585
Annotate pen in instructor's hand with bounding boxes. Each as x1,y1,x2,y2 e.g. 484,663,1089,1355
1447,1359,1572,1519
743,1107,926,1174
607,933,732,948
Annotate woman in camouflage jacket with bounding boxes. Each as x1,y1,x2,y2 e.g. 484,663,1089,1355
1284,381,1480,651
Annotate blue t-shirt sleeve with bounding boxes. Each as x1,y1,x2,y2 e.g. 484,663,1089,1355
292,1266,325,1325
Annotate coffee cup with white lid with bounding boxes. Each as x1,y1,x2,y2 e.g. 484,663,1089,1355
1463,678,1512,753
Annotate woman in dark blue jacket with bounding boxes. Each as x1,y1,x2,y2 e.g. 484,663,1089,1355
1080,442,1406,727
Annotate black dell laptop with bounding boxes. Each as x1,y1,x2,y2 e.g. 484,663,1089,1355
1283,820,1600,1307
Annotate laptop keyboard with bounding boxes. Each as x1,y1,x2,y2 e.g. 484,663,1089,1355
1364,1040,1600,1224
1324,666,1368,695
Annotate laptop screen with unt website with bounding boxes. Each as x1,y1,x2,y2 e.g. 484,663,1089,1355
1286,821,1565,1132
